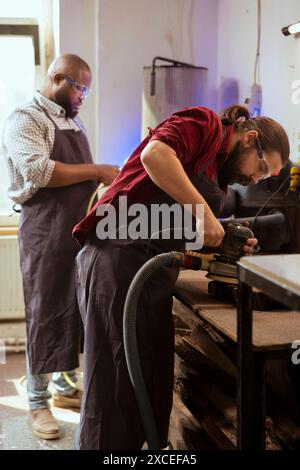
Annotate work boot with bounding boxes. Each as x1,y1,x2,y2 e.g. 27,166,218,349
52,389,82,410
28,408,59,440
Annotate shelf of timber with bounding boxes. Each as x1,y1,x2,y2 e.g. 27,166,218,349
169,270,300,450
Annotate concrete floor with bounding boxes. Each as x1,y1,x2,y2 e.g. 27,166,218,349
0,352,82,450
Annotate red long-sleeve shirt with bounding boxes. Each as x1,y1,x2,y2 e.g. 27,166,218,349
73,107,233,245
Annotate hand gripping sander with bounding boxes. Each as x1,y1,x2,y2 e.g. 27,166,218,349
183,222,255,284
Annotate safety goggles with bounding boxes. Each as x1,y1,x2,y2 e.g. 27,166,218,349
62,74,90,99
255,138,277,179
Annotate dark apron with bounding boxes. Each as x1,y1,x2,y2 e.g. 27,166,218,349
19,102,97,374
76,159,226,450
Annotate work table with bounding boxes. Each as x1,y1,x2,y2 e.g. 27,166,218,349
172,267,300,450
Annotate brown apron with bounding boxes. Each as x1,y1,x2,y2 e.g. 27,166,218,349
76,158,226,450
19,102,97,374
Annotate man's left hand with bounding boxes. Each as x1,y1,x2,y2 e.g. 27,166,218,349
243,237,259,256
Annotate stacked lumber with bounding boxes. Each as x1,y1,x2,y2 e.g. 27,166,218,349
171,296,300,450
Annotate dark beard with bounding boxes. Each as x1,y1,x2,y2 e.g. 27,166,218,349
55,89,78,118
218,141,252,188
65,107,78,118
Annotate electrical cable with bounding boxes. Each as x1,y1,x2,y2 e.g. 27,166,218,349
19,372,81,393
86,182,105,215
254,0,261,85
250,174,290,230
86,167,122,215
19,375,27,391
62,371,79,390
248,0,262,116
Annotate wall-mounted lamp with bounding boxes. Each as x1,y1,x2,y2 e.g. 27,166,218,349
281,21,300,36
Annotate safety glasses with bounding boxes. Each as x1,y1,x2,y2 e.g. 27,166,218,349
255,138,276,179
62,74,90,99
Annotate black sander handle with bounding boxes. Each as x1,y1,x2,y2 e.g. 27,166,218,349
220,222,255,262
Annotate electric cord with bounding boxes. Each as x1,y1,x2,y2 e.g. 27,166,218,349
254,0,261,85
62,371,80,390
250,174,290,230
19,375,27,391
86,166,122,215
18,372,82,392
86,182,105,215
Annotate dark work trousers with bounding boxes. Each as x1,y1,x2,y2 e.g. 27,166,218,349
76,235,181,450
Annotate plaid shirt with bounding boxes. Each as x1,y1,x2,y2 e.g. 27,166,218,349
2,91,84,204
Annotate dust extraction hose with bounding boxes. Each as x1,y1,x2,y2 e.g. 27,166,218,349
123,251,210,450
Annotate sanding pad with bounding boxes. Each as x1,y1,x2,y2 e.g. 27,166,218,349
206,258,239,285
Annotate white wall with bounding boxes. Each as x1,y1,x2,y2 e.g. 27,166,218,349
58,0,100,158
58,0,300,165
59,0,219,165
217,0,300,162
98,0,219,165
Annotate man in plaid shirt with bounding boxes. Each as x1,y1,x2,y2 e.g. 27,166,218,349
2,54,119,440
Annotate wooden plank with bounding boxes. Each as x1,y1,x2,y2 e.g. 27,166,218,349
174,353,282,450
174,354,236,450
169,392,216,450
197,307,300,351
174,336,236,396
175,270,300,351
187,329,236,378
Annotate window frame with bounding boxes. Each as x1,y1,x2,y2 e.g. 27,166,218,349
0,5,56,222
0,23,40,65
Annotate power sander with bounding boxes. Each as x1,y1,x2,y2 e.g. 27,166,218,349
203,223,284,310
207,222,255,284
186,221,256,284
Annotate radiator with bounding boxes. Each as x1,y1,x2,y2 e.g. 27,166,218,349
0,234,25,320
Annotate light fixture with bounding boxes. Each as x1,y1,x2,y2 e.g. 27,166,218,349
281,21,300,36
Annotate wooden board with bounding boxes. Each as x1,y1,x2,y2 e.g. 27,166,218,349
175,270,300,351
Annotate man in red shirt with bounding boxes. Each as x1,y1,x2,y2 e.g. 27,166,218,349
73,105,289,449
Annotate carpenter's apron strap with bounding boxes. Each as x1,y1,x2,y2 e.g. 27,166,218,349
33,97,80,132
33,97,61,130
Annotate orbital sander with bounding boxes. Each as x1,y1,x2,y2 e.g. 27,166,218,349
202,222,283,310
185,222,256,285
206,222,255,284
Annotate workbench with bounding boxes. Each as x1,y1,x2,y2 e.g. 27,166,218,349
237,254,300,449
174,264,300,449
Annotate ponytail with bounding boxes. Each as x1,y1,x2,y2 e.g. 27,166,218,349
219,105,250,126
219,104,290,165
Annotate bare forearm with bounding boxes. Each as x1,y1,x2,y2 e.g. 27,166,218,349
141,140,225,247
47,161,97,187
47,161,120,188
141,141,212,217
